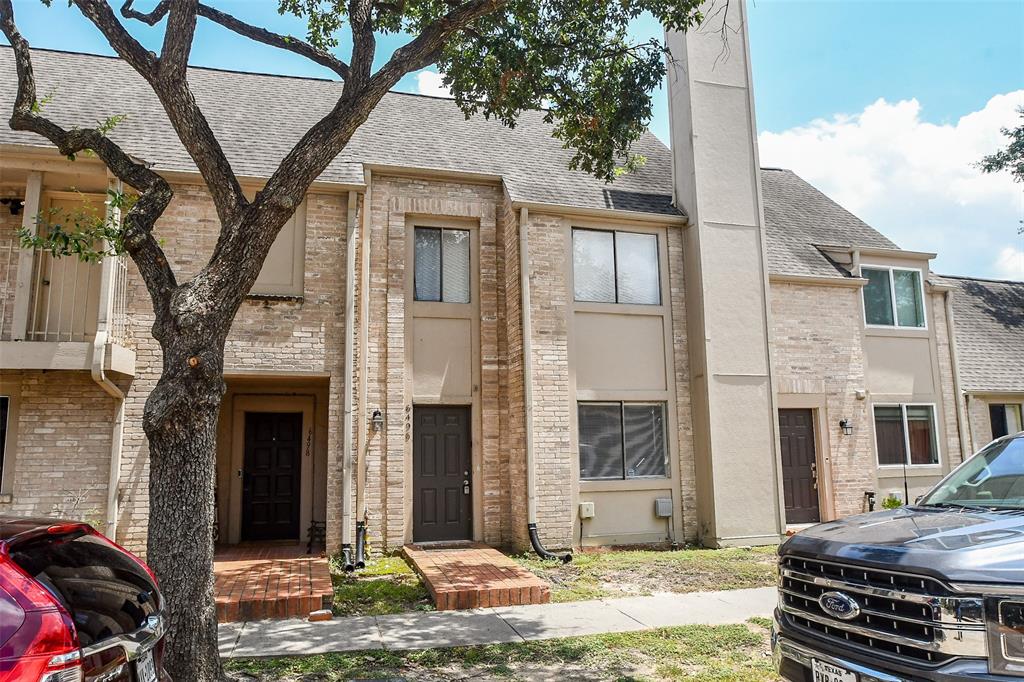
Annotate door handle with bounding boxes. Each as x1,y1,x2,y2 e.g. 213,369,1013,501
463,479,470,495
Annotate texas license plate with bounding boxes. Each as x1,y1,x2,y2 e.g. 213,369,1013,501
136,650,158,682
812,659,857,682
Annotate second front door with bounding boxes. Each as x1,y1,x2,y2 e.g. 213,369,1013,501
779,408,820,524
242,411,302,541
413,406,472,542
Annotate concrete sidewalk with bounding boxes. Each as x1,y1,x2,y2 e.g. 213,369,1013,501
219,586,776,658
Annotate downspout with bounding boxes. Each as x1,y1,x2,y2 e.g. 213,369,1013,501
944,289,970,461
94,178,125,539
340,190,358,570
518,206,571,563
355,168,372,569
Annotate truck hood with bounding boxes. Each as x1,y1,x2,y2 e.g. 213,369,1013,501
783,506,1024,586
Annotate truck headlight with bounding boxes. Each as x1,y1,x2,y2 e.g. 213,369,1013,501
987,599,1024,676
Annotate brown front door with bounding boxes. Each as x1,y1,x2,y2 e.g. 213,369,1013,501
779,409,820,524
413,406,472,542
242,411,302,541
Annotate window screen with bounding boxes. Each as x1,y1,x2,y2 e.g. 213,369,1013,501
874,406,906,466
906,405,938,464
578,402,668,480
414,227,470,303
893,269,924,328
863,268,894,326
572,229,660,305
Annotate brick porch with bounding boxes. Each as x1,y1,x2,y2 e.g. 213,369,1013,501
403,543,550,610
213,544,333,622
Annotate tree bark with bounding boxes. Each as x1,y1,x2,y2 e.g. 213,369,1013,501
143,320,228,680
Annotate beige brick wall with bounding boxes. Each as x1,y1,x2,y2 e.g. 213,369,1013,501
0,370,119,524
770,282,875,518
115,184,350,552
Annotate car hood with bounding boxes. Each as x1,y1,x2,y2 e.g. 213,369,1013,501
782,507,1024,585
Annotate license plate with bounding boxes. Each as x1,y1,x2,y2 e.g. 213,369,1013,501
136,650,158,682
812,659,857,682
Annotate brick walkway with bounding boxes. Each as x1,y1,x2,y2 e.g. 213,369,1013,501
403,543,550,610
213,544,333,622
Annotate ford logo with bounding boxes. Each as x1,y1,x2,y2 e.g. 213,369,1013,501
818,591,861,621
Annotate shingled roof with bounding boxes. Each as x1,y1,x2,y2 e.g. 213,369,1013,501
938,275,1024,394
1,47,903,273
0,47,676,216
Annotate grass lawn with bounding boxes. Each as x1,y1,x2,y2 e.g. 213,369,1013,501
225,619,781,681
512,545,779,602
330,554,433,617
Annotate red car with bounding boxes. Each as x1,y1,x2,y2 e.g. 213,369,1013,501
0,516,167,682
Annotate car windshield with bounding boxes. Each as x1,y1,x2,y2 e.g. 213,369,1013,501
920,437,1024,510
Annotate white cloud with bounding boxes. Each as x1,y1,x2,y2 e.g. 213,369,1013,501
415,70,451,98
994,245,1024,280
758,91,1024,280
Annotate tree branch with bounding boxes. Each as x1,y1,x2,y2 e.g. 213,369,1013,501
73,0,246,227
0,0,177,311
347,0,376,89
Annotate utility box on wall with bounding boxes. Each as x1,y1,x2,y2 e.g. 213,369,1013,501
579,501,595,519
654,498,673,518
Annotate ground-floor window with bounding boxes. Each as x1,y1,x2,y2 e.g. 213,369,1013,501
578,402,668,480
874,403,939,466
991,403,1024,439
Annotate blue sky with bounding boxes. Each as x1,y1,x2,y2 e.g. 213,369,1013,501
3,0,1023,278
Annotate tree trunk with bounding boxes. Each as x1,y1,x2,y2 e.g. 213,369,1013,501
144,330,228,681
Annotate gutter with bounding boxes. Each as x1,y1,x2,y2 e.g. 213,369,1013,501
356,169,372,539
340,191,358,561
93,179,125,539
518,206,570,563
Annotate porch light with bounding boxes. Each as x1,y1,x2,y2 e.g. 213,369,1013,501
839,419,854,436
371,409,384,433
0,198,23,216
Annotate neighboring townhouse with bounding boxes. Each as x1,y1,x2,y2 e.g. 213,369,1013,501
0,5,1018,557
941,275,1024,450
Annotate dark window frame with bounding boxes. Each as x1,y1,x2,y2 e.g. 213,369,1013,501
577,401,669,481
413,226,472,304
572,228,662,305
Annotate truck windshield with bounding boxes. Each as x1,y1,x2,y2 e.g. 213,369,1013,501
920,437,1024,510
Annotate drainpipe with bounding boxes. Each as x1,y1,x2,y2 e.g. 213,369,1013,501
518,206,571,563
945,290,970,460
340,190,358,570
355,168,372,567
93,178,125,538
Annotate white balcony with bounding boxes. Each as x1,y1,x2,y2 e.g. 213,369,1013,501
0,175,135,375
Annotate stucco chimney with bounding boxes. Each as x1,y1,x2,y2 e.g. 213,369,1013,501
666,1,784,546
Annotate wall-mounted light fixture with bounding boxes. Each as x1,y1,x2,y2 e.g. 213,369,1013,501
0,198,24,216
839,419,854,436
370,409,384,433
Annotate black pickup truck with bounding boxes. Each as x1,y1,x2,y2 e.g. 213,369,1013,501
774,432,1024,682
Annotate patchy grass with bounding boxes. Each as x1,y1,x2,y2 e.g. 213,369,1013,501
512,545,778,602
330,553,432,617
225,621,781,681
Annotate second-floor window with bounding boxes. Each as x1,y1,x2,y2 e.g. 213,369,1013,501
414,227,471,303
572,228,660,305
862,266,925,328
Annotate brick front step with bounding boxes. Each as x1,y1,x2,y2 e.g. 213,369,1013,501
403,542,550,610
214,544,334,623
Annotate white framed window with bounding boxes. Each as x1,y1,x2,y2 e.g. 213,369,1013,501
874,403,940,466
861,265,926,329
414,227,471,303
572,228,660,305
991,403,1024,439
578,402,668,480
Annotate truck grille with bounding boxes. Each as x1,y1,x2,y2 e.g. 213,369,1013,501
779,555,986,666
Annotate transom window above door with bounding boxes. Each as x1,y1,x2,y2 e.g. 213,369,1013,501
874,404,939,466
862,266,926,328
572,228,660,305
414,227,471,303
